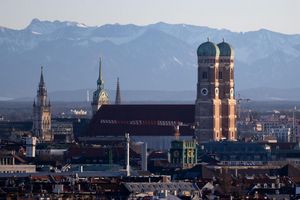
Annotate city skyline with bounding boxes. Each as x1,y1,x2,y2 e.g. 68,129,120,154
0,0,299,34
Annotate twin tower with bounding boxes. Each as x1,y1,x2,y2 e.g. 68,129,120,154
195,39,237,142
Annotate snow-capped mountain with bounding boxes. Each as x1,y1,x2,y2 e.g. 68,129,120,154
1,19,300,100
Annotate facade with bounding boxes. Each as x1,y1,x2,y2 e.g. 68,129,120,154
264,122,291,142
33,67,53,142
52,120,74,143
170,139,197,169
25,137,37,158
0,150,36,173
91,58,109,115
195,40,236,142
199,141,271,165
256,121,297,143
124,182,200,199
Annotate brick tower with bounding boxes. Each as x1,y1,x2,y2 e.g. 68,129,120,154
218,40,237,141
195,39,237,142
195,40,222,142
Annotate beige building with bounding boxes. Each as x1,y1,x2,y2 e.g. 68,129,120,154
33,67,53,142
0,150,36,173
195,39,237,142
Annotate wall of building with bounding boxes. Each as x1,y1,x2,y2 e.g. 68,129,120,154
132,136,193,150
0,165,36,173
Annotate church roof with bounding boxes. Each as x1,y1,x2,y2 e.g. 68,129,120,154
217,41,234,57
197,41,220,57
86,104,195,137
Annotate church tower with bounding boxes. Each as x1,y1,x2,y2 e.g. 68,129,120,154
195,39,237,142
195,40,222,142
33,66,52,142
91,58,109,115
218,40,237,141
115,77,121,105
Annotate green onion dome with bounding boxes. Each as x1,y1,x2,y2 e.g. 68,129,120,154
217,41,234,57
197,41,220,57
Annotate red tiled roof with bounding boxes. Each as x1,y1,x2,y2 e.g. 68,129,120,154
86,104,195,137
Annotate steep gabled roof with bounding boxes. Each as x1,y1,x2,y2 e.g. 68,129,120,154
86,104,195,137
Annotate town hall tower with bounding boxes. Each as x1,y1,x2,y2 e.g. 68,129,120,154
33,67,52,142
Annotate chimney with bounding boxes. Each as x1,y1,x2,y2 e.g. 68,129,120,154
125,133,130,176
141,142,148,171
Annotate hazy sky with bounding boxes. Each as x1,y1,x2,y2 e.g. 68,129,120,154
0,0,299,34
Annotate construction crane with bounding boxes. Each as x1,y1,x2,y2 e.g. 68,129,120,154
173,122,195,141
236,93,250,121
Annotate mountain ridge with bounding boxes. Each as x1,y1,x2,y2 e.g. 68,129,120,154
1,19,300,99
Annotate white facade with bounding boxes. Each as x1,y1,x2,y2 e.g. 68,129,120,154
261,121,296,142
26,137,37,157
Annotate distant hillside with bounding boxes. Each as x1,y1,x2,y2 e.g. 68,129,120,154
1,19,300,99
11,88,300,102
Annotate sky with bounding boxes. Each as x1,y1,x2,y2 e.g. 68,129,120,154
0,0,299,34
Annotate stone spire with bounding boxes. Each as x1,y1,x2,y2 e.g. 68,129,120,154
97,57,104,90
39,66,45,88
37,66,47,105
33,66,52,142
115,77,121,105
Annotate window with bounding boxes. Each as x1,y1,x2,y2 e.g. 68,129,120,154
219,71,223,79
202,72,208,79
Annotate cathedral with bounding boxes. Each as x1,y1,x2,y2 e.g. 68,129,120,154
33,67,53,142
91,58,109,115
195,39,237,142
86,39,237,149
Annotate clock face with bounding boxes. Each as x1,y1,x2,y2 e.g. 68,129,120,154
201,88,208,96
100,92,107,98
173,150,180,158
187,149,194,157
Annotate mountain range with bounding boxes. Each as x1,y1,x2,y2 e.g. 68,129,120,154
1,19,300,101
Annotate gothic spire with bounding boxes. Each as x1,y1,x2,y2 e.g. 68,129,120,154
115,77,121,105
97,57,104,89
39,66,45,88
